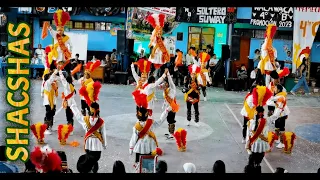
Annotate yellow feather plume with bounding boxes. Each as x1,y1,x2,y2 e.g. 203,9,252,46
35,122,42,139
256,85,266,106
56,9,63,26
86,81,94,102
61,125,69,140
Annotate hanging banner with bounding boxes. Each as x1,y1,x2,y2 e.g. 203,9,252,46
175,7,237,24
292,7,320,73
165,36,176,57
126,7,178,41
250,7,294,28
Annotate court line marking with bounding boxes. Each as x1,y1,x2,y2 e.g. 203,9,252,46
224,103,275,173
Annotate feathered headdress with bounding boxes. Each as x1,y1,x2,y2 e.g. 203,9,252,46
147,13,166,28
79,81,102,106
84,60,101,77
30,145,62,173
53,9,71,31
30,123,47,144
252,85,273,107
174,128,187,152
282,132,296,154
199,52,211,63
267,131,279,152
134,59,152,78
132,89,148,109
264,24,277,39
151,147,163,156
188,64,201,74
278,67,290,79
58,124,74,145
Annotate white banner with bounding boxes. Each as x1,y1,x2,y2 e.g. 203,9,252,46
138,7,176,16
292,7,320,73
165,36,176,57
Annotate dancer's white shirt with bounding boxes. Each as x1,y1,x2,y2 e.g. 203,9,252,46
129,109,169,154
41,73,58,106
245,118,271,153
240,94,254,117
49,27,72,62
59,71,74,105
69,98,107,151
143,73,166,110
162,73,176,110
268,94,290,122
258,38,277,72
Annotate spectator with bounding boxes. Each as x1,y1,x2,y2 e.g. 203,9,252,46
31,53,41,79
70,53,81,79
284,51,292,72
183,163,196,173
253,49,261,69
237,64,248,91
111,49,118,70
208,54,219,87
315,66,320,87
35,44,45,60
24,159,37,173
212,160,226,173
139,49,145,59
105,54,113,83
206,44,214,57
155,160,167,173
290,57,311,96
77,154,97,173
0,145,19,173
250,68,258,86
112,160,126,173
244,165,255,173
274,167,288,173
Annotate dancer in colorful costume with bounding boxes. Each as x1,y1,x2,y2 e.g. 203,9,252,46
30,145,62,173
147,13,170,69
131,59,152,91
267,84,291,150
129,90,169,170
183,64,201,127
197,52,212,101
240,85,256,143
30,123,47,144
160,71,180,139
42,9,72,73
245,106,271,173
79,60,102,107
257,24,278,86
69,96,107,166
41,70,59,135
174,128,187,152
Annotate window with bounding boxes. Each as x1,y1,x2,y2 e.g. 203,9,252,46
74,22,83,29
65,21,73,29
85,22,94,30
187,26,215,52
95,22,106,30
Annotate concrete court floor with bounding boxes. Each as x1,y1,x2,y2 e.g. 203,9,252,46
0,78,319,173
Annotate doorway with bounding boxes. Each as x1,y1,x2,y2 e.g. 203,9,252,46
187,26,215,53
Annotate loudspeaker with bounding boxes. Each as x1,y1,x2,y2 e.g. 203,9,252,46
224,78,241,91
230,35,240,61
221,45,230,60
114,71,128,84
177,32,183,41
117,30,126,54
126,39,134,55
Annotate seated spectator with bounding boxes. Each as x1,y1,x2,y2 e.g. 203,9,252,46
155,160,167,173
183,163,196,173
24,159,37,173
237,64,248,91
274,167,288,173
244,165,255,173
0,145,19,173
112,160,126,173
77,154,97,173
212,160,226,173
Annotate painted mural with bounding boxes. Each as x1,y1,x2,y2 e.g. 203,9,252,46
126,7,178,41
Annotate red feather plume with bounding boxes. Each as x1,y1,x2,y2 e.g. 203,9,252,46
155,147,163,156
85,61,93,71
180,129,187,147
65,124,73,140
53,10,70,27
174,131,182,149
30,146,62,173
132,90,148,108
252,87,258,107
93,81,102,102
40,124,47,140
158,13,166,27
57,125,63,141
147,15,156,28
90,60,101,72
278,67,290,78
30,124,37,138
262,88,273,106
79,86,91,106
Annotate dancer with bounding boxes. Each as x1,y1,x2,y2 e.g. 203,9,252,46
42,9,72,73
245,106,271,173
258,24,278,86
183,64,201,127
161,71,180,139
197,52,212,101
41,70,59,135
69,97,107,165
240,85,256,143
141,68,168,117
268,84,290,149
131,58,152,90
129,90,170,169
147,13,170,69
79,60,102,107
